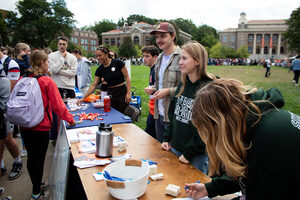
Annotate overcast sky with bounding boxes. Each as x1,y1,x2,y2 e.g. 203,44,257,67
1,0,299,30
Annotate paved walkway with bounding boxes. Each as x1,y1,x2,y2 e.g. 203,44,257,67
0,137,54,200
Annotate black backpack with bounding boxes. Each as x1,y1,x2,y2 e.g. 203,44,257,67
1,56,12,75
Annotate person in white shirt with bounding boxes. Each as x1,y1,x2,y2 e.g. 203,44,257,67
48,36,77,98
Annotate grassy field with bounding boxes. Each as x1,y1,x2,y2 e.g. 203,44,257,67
92,65,300,130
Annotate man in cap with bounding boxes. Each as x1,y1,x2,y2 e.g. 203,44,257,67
144,22,181,142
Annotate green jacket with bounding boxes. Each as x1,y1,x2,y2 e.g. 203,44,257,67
205,88,300,200
163,77,213,161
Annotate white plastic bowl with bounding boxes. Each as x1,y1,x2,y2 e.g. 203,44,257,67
91,100,104,108
103,159,150,200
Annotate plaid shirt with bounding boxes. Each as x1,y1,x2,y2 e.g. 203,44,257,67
152,46,181,122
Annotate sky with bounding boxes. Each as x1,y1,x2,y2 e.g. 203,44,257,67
1,0,299,31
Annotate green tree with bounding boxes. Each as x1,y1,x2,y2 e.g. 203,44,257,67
92,19,116,44
125,14,157,26
235,45,249,58
119,36,137,58
194,25,218,48
117,17,125,27
285,6,300,54
6,0,75,48
0,13,9,46
172,18,197,36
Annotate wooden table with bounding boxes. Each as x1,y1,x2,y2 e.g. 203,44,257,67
70,123,211,200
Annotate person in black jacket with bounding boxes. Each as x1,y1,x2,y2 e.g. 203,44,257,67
185,78,300,200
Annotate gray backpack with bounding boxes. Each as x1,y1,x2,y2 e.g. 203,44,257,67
6,76,44,127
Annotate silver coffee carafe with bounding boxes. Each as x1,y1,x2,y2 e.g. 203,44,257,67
96,123,113,157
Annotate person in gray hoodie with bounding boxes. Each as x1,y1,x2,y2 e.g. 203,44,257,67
72,49,92,94
185,78,300,200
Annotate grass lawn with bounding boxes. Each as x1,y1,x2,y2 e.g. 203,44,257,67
92,65,300,130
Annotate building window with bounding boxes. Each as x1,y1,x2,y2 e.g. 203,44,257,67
231,36,235,43
264,46,268,54
74,31,78,36
90,40,93,45
117,38,120,46
256,46,260,54
111,38,115,46
273,35,277,43
75,38,78,44
85,46,88,51
81,39,84,44
248,35,253,43
272,47,276,54
94,40,97,45
264,35,269,43
105,38,109,45
145,36,150,45
256,35,261,43
281,35,285,42
85,39,88,44
223,36,227,42
133,36,139,45
280,46,285,54
248,46,253,53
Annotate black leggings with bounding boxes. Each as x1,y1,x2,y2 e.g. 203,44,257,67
293,70,300,84
21,130,49,195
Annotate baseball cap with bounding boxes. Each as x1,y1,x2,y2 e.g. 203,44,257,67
150,22,176,35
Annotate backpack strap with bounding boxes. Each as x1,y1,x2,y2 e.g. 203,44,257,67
2,57,12,75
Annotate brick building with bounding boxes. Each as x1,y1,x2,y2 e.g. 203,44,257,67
219,12,290,60
70,28,99,53
102,22,192,47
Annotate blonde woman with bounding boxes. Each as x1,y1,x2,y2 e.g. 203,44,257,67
161,41,216,174
14,42,31,76
186,79,300,200
21,50,75,200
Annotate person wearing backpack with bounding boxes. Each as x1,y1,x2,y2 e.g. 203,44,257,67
0,75,13,200
19,50,75,200
0,47,23,181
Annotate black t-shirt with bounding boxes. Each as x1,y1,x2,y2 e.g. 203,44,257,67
95,59,125,87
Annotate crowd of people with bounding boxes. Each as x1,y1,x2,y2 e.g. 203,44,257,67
0,21,300,200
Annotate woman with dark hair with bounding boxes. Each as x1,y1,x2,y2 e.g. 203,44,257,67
185,78,300,200
77,45,131,113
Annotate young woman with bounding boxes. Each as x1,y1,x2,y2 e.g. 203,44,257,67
77,45,131,113
14,42,31,76
185,79,300,200
161,41,216,174
20,50,75,200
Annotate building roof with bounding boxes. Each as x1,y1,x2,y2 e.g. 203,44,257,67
103,29,122,34
247,19,286,24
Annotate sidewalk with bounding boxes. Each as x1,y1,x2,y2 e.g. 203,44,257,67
0,137,54,200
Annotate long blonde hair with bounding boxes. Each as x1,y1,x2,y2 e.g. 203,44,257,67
176,41,215,97
191,79,261,179
27,50,48,76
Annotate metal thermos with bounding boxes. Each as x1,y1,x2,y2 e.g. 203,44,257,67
96,123,113,158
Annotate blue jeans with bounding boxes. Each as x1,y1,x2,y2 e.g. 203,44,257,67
171,147,208,174
155,115,169,143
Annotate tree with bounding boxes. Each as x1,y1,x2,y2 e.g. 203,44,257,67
0,13,9,46
92,19,116,44
209,42,237,58
235,45,249,58
285,6,300,54
6,0,75,48
194,25,218,48
125,14,157,26
119,36,137,58
172,18,197,36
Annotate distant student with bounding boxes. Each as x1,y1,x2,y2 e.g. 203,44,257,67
161,41,215,173
144,22,181,142
142,45,159,139
72,49,92,94
185,79,300,200
21,50,75,200
291,55,300,86
14,42,31,76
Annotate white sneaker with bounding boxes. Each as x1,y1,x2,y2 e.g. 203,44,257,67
292,80,296,83
295,83,299,86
